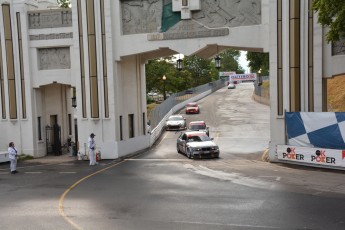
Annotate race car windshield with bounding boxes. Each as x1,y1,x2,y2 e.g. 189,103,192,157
187,134,210,142
189,124,206,130
187,104,197,107
168,116,183,121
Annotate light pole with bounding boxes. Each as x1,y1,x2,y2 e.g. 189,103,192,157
215,55,221,79
258,69,262,86
162,75,167,100
176,57,183,71
215,55,221,70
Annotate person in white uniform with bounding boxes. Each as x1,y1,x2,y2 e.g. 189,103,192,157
87,133,97,165
8,142,18,174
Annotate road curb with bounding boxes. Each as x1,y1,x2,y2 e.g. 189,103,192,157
261,149,269,162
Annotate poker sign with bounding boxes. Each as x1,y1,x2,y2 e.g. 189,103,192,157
277,145,345,167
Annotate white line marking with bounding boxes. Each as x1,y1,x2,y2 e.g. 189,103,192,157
186,165,273,189
126,159,187,162
171,220,280,229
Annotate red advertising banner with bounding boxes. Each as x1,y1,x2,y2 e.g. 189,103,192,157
228,73,257,82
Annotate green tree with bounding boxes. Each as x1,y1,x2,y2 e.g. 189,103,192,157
246,52,269,76
219,49,244,74
145,58,175,95
183,55,213,87
145,51,246,94
57,0,71,8
312,0,345,43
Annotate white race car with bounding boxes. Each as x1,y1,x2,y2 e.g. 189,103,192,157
165,115,187,131
176,131,219,159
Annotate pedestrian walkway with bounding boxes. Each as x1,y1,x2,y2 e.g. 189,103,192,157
0,153,81,172
20,153,78,165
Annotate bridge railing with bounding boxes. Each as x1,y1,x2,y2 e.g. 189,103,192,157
148,79,226,145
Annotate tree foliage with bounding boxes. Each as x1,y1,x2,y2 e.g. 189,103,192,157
145,58,175,94
183,55,213,87
145,49,245,94
312,0,345,43
219,49,244,74
57,0,71,8
246,52,269,76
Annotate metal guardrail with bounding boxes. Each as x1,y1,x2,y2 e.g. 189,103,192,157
254,76,269,98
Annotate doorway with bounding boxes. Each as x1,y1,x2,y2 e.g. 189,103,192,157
46,115,62,155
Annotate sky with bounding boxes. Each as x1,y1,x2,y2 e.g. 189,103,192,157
239,51,250,73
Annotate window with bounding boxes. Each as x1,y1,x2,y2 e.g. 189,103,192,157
119,116,123,141
86,0,99,118
3,4,17,119
77,0,87,118
142,113,146,135
37,117,42,140
17,12,26,119
128,114,134,138
182,0,188,6
68,114,72,135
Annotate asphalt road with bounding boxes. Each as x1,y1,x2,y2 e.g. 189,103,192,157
1,83,345,230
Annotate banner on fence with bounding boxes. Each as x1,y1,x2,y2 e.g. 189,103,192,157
277,145,345,168
219,71,236,77
228,73,256,82
285,112,345,149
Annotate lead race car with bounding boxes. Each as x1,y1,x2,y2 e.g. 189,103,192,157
176,131,219,159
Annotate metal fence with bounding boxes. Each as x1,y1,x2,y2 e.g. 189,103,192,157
148,79,227,130
254,76,270,98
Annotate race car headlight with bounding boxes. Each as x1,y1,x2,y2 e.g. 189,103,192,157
211,146,219,150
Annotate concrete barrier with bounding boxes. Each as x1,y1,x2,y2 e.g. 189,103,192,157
0,151,10,163
252,93,270,106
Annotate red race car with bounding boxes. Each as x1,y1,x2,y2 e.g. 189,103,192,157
185,102,200,114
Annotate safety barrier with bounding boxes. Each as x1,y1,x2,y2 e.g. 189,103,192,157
0,151,10,163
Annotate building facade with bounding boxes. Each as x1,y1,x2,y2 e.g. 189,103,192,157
0,0,344,161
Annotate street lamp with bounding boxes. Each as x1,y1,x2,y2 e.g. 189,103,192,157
71,96,77,108
71,87,77,108
162,75,167,100
258,69,262,86
176,58,183,71
215,55,221,70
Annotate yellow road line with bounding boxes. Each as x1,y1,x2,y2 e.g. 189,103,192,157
58,160,127,229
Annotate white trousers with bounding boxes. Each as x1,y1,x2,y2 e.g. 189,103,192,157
89,149,96,165
10,159,17,172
